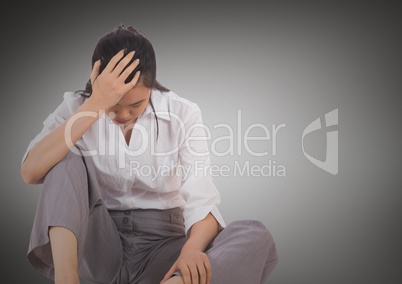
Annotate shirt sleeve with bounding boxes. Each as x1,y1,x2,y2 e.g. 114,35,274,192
178,104,226,235
20,91,85,166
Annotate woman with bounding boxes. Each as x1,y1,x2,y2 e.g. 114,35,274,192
21,24,278,284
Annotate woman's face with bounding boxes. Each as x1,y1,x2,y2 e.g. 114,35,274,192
106,81,151,127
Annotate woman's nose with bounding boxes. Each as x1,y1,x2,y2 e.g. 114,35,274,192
115,109,131,119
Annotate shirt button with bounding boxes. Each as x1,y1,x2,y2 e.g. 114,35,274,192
122,217,129,224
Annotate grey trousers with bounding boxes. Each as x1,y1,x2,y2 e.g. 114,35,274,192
27,150,278,284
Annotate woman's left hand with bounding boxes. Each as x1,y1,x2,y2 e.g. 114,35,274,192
161,247,211,284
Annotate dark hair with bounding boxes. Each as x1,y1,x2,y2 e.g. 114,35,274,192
81,24,169,140
84,24,169,94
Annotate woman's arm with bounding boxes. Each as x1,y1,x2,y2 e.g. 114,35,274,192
161,213,219,284
183,212,219,252
21,49,140,185
21,98,103,184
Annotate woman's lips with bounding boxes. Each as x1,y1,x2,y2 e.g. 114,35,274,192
114,119,131,125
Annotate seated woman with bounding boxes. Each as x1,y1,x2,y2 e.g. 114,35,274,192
21,24,278,284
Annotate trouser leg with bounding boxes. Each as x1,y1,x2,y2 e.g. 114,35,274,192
27,150,123,284
206,219,278,284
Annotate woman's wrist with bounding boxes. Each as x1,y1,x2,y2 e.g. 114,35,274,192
181,240,204,253
83,95,108,113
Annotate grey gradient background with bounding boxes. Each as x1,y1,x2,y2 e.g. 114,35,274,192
2,1,401,283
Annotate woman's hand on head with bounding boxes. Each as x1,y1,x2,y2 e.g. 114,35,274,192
89,49,141,110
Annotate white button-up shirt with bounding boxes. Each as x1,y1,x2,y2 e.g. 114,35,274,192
22,89,226,234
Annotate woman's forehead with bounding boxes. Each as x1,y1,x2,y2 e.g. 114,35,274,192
120,83,151,104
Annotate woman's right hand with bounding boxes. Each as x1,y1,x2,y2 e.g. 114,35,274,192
21,49,140,185
89,49,141,110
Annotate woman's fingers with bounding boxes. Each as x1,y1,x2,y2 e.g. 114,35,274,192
188,263,199,284
175,253,211,284
183,261,209,284
197,261,207,284
102,48,126,74
116,69,141,98
120,58,140,82
89,49,140,109
204,258,212,284
161,259,180,283
112,50,136,77
90,60,101,85
128,70,141,87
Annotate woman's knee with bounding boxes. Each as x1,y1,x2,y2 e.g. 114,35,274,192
52,150,86,174
39,150,90,209
44,150,87,187
227,219,278,257
228,219,270,236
